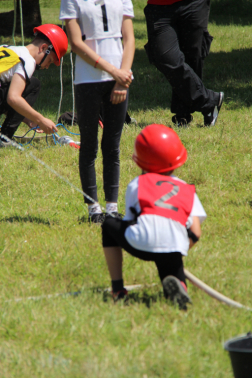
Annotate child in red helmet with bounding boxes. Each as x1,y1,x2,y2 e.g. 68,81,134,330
0,24,68,142
102,124,206,310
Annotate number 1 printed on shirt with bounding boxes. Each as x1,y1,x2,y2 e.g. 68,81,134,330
101,4,108,32
94,0,108,32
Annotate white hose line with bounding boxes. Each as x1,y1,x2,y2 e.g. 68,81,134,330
184,269,252,311
0,134,105,210
3,275,251,311
4,284,156,304
70,51,75,127
5,292,69,303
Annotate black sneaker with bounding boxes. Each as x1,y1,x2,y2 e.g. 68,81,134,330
162,276,192,310
204,92,224,127
125,112,137,125
172,114,193,127
88,213,106,224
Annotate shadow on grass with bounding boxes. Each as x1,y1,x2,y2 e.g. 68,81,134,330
0,215,55,225
4,288,167,308
102,288,163,308
210,0,252,26
78,215,91,224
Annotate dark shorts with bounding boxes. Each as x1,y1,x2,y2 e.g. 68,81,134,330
102,216,186,283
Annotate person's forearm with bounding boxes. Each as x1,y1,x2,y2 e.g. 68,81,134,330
188,216,201,249
70,40,117,76
71,39,132,87
66,19,117,76
66,18,132,86
120,40,135,71
120,18,135,71
7,95,44,125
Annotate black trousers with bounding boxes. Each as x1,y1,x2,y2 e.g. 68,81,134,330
144,0,219,116
102,217,186,284
75,81,128,204
0,77,41,138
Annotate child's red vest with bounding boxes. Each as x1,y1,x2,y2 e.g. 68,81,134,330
138,173,195,226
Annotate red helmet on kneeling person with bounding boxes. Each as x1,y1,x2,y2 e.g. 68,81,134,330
132,124,187,173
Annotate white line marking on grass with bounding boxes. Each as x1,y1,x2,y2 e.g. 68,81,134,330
4,284,156,303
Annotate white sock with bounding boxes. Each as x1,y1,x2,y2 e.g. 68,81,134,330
88,203,102,215
106,202,118,213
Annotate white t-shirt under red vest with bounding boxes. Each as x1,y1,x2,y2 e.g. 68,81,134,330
123,173,206,255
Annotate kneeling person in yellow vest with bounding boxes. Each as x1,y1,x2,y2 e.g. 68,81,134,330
0,24,68,141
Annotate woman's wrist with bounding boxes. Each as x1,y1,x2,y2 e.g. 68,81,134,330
109,66,116,77
94,56,101,68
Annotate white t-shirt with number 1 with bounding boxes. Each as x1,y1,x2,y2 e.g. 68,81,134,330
59,0,134,84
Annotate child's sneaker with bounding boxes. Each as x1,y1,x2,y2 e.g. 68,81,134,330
162,276,192,310
112,288,128,302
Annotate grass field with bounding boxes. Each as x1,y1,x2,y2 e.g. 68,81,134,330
1,0,252,377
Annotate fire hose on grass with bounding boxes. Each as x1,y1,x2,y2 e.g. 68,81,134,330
8,123,81,149
0,133,251,311
184,269,251,311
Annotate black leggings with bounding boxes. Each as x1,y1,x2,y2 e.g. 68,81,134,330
102,217,186,285
0,77,41,138
75,81,128,204
144,0,219,116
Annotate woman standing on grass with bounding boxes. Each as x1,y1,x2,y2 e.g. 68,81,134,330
59,0,135,223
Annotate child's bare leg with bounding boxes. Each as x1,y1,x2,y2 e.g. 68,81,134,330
103,246,123,280
103,246,128,300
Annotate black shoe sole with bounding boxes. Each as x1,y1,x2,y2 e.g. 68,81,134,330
162,276,192,310
172,115,193,127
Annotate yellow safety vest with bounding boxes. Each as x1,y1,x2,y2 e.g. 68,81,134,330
0,46,21,73
0,46,29,82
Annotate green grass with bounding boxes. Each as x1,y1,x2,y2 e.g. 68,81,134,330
1,0,252,377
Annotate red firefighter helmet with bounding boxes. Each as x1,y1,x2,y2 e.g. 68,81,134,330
33,24,68,66
132,124,187,173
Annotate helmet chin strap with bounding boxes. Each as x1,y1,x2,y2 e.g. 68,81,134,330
36,44,53,70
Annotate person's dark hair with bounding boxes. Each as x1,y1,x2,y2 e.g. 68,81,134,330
33,32,56,53
141,169,174,176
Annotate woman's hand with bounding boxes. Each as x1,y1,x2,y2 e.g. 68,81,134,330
110,83,127,104
111,68,132,88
